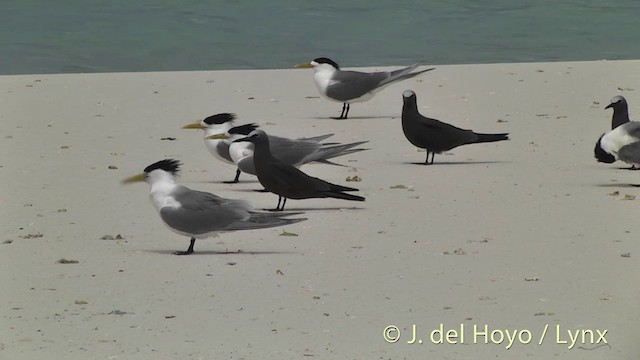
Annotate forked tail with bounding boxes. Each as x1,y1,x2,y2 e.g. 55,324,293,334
325,191,366,202
472,132,509,144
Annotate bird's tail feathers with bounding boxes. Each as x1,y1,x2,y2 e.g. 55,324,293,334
382,64,435,86
298,133,334,142
300,141,369,164
328,182,360,192
324,191,365,202
227,212,306,231
472,132,509,144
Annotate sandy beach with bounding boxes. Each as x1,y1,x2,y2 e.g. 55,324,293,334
2,60,639,359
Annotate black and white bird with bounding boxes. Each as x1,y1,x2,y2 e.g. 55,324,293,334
594,96,640,168
122,159,306,255
296,57,434,119
224,133,368,177
183,113,257,183
235,130,365,211
401,90,509,164
595,123,640,167
186,113,369,182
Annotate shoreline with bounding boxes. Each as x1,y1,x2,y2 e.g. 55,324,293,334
1,57,637,77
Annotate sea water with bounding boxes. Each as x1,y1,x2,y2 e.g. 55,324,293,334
1,0,639,74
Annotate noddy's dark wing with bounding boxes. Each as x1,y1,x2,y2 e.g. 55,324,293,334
412,114,478,151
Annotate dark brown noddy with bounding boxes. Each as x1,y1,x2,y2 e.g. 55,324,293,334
401,90,509,164
235,130,365,211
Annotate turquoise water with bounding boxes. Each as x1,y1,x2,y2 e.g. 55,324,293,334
2,0,640,74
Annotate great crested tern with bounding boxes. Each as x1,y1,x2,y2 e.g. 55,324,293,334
295,57,435,119
401,90,509,164
183,113,258,183
187,113,368,182
215,132,368,177
236,130,365,211
122,159,306,255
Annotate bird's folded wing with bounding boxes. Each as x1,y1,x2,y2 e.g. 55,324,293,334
618,141,640,165
327,71,387,100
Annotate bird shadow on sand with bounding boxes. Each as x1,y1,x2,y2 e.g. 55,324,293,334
261,206,366,212
146,249,298,256
594,183,640,188
227,188,272,193
311,115,393,120
192,179,261,185
402,160,509,166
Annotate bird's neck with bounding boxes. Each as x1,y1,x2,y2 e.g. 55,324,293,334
149,179,180,210
204,123,234,138
402,103,417,120
313,68,336,92
612,109,629,129
252,143,276,165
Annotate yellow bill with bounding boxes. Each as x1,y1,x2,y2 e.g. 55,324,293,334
121,173,146,184
206,133,231,140
294,62,314,69
182,121,206,129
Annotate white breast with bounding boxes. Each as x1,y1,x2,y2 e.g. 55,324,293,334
601,126,640,157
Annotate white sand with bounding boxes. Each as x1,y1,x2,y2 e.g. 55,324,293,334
2,61,639,359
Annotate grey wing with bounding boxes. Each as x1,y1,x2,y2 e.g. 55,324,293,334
269,135,322,165
297,134,334,142
236,155,257,175
160,187,250,234
225,211,307,231
216,141,233,162
326,70,388,101
618,141,640,165
623,122,640,139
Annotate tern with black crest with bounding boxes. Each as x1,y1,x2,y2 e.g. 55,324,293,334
183,113,257,183
122,159,306,255
187,113,368,182
296,57,434,119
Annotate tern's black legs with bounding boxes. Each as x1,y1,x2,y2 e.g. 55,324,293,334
332,103,350,120
270,196,288,211
223,168,242,184
423,151,435,165
174,237,196,255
